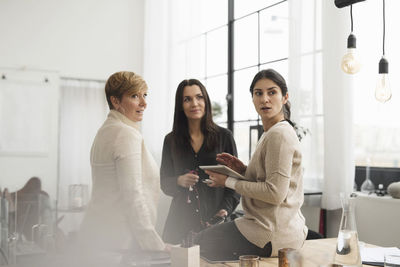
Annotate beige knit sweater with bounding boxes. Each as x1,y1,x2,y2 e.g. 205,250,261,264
79,110,165,252
234,121,307,256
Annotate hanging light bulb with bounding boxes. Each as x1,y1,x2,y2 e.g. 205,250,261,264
375,0,391,103
375,57,391,103
341,5,361,74
341,33,361,74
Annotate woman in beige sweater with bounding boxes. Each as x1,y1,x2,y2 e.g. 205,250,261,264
195,69,307,261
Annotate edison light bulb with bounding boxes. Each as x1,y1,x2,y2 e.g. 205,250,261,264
341,33,361,74
341,48,361,74
375,73,391,103
375,57,392,103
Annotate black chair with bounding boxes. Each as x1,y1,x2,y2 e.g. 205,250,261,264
306,229,323,240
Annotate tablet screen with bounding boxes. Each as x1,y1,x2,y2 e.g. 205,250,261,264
199,165,245,179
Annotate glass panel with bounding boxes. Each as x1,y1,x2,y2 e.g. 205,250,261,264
259,1,289,63
249,124,262,158
354,125,400,168
201,0,227,32
234,14,258,70
234,0,285,19
186,35,206,78
315,0,322,50
206,75,228,123
298,116,324,190
206,26,228,76
1,190,15,264
234,67,259,121
233,121,259,165
300,0,316,54
290,52,322,117
260,60,288,79
297,54,313,116
352,0,400,168
216,122,228,129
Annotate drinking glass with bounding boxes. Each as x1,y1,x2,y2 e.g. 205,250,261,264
239,255,259,267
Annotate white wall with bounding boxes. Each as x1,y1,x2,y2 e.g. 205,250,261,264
0,0,145,80
0,0,145,198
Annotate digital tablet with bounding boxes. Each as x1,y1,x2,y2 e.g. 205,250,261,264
199,165,245,179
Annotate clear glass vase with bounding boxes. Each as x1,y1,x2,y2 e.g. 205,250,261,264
360,160,375,193
333,193,362,267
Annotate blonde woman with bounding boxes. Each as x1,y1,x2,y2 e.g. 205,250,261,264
78,72,170,265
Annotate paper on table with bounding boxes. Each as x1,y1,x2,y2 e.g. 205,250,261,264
361,246,400,264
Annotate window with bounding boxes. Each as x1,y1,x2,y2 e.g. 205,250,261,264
173,0,323,182
233,1,289,164
353,0,400,168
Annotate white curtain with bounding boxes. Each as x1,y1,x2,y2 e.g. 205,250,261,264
142,0,207,233
288,0,325,193
321,1,355,209
142,0,175,164
58,79,108,209
289,0,354,210
142,0,204,164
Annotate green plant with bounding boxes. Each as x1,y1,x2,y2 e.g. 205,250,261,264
293,123,311,142
212,101,223,119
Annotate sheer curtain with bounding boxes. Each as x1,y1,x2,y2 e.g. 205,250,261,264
142,0,205,164
288,0,324,193
142,0,206,233
321,1,355,210
142,0,175,164
58,79,107,209
289,0,354,210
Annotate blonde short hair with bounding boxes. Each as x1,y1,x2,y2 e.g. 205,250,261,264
105,71,148,110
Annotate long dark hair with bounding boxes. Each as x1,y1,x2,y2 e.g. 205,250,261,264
249,69,294,127
172,79,218,151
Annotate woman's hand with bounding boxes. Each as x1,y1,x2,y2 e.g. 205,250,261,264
164,243,174,253
204,170,227,188
205,209,228,227
177,173,199,188
215,209,228,217
216,153,247,174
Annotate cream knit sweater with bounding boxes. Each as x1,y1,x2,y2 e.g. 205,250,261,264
79,110,165,251
234,121,307,256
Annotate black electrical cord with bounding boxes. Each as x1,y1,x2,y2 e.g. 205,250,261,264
382,0,385,56
350,4,353,32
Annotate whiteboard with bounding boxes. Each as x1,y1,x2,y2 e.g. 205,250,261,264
0,79,53,156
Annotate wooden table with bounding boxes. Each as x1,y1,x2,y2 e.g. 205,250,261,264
200,238,376,267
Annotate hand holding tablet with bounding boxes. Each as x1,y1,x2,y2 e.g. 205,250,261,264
202,179,213,184
199,165,245,179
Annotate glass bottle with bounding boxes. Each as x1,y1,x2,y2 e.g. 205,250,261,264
333,193,362,267
360,158,375,193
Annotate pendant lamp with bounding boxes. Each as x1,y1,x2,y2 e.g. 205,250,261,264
341,5,361,74
375,0,392,103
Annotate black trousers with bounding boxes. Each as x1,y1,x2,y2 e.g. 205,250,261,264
194,221,272,262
